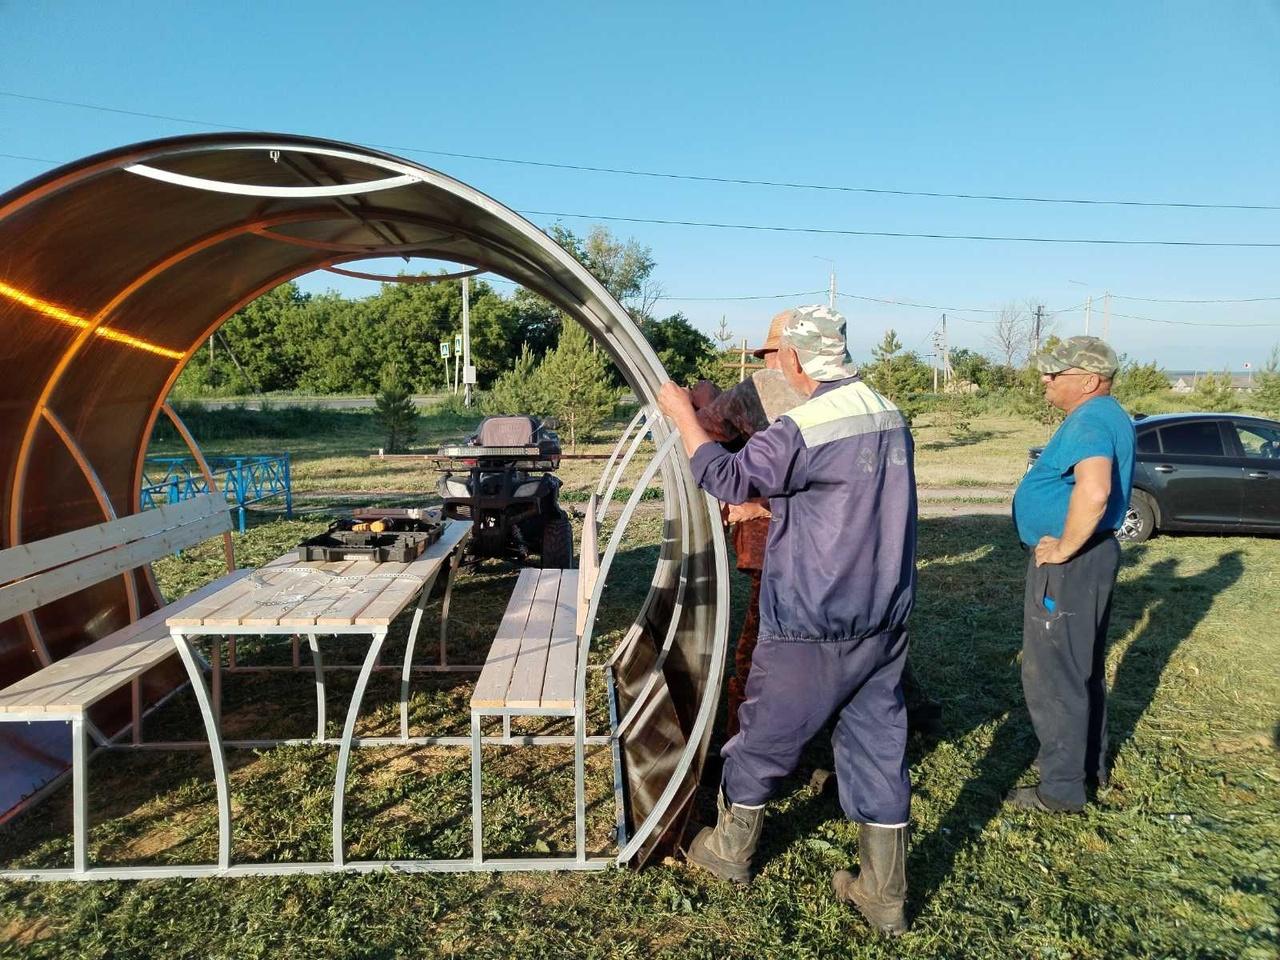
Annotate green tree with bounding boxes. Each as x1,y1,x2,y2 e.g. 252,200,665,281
864,329,932,403
1113,359,1170,404
538,322,619,451
482,343,549,417
640,312,717,385
373,363,419,453
1192,371,1237,411
1252,345,1280,416
549,224,657,317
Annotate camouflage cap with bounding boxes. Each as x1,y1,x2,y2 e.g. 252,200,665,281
780,304,858,381
1034,336,1119,378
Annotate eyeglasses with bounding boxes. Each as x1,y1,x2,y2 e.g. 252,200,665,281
1043,370,1093,382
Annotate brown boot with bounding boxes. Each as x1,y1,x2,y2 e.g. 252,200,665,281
686,789,763,884
832,824,908,936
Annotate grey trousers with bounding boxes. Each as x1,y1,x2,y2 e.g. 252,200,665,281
1021,535,1120,810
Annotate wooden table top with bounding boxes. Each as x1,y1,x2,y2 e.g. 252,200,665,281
167,520,471,632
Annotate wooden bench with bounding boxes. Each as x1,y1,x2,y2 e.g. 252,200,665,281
468,494,605,864
0,493,240,873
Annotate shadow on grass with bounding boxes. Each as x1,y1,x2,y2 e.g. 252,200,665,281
918,428,1010,452
908,534,1245,913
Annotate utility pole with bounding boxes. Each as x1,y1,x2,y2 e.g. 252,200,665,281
1033,304,1044,357
739,337,748,383
462,276,473,407
940,313,952,388
828,264,837,309
1103,290,1110,341
1084,296,1092,336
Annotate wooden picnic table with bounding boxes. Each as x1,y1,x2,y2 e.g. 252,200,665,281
166,519,472,870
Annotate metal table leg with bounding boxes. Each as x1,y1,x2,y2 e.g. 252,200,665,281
306,634,325,742
438,546,464,667
400,566,446,740
332,630,388,866
471,710,483,863
71,716,88,875
171,631,233,870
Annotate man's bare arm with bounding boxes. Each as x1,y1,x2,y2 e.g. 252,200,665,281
1034,456,1112,566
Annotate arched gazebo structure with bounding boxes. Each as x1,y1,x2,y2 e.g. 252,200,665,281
0,134,728,869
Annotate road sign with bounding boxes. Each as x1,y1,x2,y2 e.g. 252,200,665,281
454,335,463,353
439,341,451,358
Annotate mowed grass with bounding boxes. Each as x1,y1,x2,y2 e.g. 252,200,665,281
1,407,1276,959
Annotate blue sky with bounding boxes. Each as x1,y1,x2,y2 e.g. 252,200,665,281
3,1,1279,370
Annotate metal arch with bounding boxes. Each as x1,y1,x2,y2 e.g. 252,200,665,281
0,134,731,867
125,163,417,198
618,487,729,863
323,265,484,284
160,404,235,575
40,408,141,623
595,406,650,499
599,412,654,528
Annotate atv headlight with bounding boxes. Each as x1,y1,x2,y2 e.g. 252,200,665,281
442,478,471,498
514,480,544,498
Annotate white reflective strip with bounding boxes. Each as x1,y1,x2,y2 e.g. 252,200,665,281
865,821,908,828
735,802,766,810
125,164,416,198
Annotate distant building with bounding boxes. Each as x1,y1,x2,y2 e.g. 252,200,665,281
1164,371,1256,392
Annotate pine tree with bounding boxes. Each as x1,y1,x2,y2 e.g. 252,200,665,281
538,322,619,451
373,363,418,453
482,343,549,417
1253,345,1280,417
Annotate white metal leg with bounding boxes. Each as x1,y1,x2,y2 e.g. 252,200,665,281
471,710,483,863
306,633,325,742
171,631,233,870
71,717,88,874
331,630,388,866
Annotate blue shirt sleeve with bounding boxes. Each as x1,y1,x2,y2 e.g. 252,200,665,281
689,416,810,504
1054,409,1117,477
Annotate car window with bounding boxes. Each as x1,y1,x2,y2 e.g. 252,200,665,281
1136,431,1159,454
1233,423,1280,459
1159,422,1225,457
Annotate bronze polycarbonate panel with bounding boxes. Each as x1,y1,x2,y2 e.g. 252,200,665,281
0,134,728,865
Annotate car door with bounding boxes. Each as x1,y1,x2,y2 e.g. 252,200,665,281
1152,420,1241,526
1229,420,1280,527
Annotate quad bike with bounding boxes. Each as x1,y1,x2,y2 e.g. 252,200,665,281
434,415,573,567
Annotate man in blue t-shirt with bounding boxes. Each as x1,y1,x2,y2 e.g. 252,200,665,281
1009,336,1135,814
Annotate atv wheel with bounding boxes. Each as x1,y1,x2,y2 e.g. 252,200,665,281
540,516,573,568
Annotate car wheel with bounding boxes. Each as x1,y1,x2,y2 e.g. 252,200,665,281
1117,491,1156,543
540,517,573,568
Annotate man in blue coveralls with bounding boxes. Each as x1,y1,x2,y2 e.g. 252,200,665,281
658,305,917,936
1009,336,1135,814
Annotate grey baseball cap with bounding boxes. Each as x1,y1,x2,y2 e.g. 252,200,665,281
1034,336,1120,378
780,304,858,381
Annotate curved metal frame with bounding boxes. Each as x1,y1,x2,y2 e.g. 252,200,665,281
0,134,731,875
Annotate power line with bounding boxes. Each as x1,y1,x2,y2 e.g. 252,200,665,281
1107,310,1280,328
3,89,1279,212
521,209,1280,248
1112,293,1280,304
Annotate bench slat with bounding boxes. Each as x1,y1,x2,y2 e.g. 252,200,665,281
0,570,252,714
541,571,579,709
504,570,561,708
0,511,232,625
470,569,540,709
0,494,227,587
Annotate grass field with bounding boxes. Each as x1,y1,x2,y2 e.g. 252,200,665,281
1,408,1276,959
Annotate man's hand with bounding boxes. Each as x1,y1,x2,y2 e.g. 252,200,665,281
1034,535,1069,567
658,381,694,421
727,501,771,524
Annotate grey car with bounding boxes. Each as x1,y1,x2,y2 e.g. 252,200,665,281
1028,412,1280,542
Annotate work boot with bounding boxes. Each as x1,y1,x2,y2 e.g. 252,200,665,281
1005,784,1083,814
832,824,909,936
686,789,764,884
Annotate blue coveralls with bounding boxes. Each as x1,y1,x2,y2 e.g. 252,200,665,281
690,376,918,826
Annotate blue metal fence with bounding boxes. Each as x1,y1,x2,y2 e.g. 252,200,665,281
140,454,293,532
